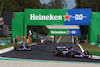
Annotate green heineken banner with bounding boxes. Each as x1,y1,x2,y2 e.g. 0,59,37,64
0,42,8,46
12,9,91,42
25,9,67,25
49,29,80,36
25,9,91,25
90,42,96,45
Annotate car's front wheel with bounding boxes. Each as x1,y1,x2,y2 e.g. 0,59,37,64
69,51,74,58
54,51,58,56
84,51,89,55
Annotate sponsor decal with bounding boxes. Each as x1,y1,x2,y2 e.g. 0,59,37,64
49,29,80,36
67,30,70,34
30,13,86,21
51,30,66,34
63,13,71,21
91,42,96,45
71,30,77,34
51,30,78,34
63,13,87,21
70,14,87,21
30,14,62,20
64,9,91,25
26,9,91,25
0,42,7,46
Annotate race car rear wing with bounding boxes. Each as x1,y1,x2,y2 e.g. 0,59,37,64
56,46,67,48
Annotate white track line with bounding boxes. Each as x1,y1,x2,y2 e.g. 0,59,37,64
77,44,84,53
57,36,61,43
0,47,14,54
78,44,100,59
0,43,37,54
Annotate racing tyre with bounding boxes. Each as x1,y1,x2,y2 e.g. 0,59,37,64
14,45,18,50
84,51,89,55
54,51,58,56
84,51,89,58
14,47,16,50
69,51,74,58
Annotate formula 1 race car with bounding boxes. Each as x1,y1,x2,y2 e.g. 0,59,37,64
54,46,92,58
37,39,48,44
53,46,68,56
61,48,91,58
14,43,32,51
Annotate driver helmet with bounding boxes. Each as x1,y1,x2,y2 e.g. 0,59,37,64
70,48,74,51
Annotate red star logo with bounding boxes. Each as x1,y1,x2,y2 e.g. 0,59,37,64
63,13,71,21
67,30,70,34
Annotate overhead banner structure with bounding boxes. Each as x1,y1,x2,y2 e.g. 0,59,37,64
49,29,80,36
89,12,100,47
12,9,91,40
25,9,91,25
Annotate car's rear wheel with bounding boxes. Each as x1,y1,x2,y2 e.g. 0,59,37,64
54,51,58,56
14,45,18,50
14,47,16,50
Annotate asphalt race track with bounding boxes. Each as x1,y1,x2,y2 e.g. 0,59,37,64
0,43,100,63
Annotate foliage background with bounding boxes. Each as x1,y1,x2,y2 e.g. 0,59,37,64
1,0,100,35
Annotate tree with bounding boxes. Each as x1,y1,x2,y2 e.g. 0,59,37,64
41,3,48,9
41,0,67,9
48,0,67,9
75,0,100,12
0,0,3,16
0,0,41,13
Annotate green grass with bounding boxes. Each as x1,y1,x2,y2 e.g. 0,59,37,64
0,43,14,49
0,42,36,50
89,52,100,56
0,37,11,39
80,43,100,56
